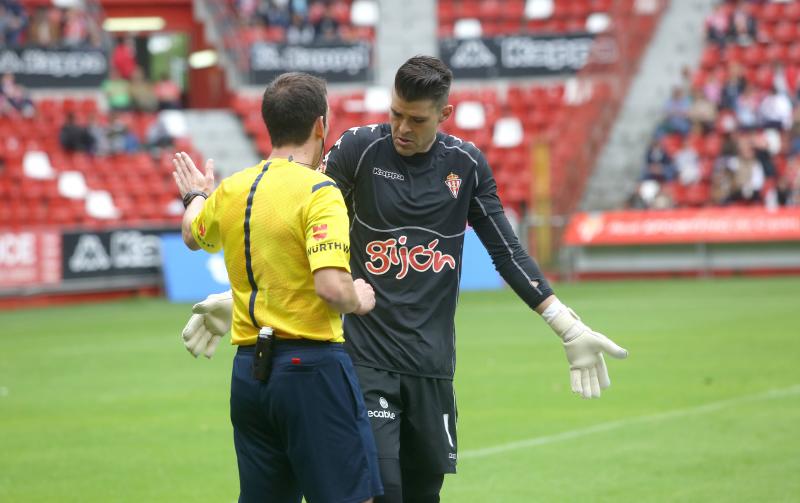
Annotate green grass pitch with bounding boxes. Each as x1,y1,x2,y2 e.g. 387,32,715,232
1,277,799,502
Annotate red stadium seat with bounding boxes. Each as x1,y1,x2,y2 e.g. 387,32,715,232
785,2,800,22
437,0,456,24
773,22,796,45
759,2,783,24
479,0,502,20
741,45,765,68
765,44,788,64
787,42,800,64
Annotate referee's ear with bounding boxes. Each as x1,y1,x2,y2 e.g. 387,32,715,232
314,115,327,138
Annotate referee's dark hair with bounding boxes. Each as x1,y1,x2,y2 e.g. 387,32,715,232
261,72,328,147
394,55,453,106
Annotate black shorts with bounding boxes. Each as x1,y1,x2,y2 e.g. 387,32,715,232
354,365,457,474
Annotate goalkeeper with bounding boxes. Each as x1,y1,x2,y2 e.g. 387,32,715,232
183,56,627,503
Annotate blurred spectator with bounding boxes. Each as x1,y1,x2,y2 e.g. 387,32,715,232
107,112,139,154
770,61,797,98
688,87,717,133
286,13,314,45
154,74,182,110
238,0,259,20
734,86,760,130
62,8,90,47
720,62,747,110
749,130,777,178
103,69,132,111
0,72,34,117
145,113,175,158
703,67,724,107
112,36,137,80
314,6,340,42
642,137,676,182
28,6,58,47
788,110,800,156
759,86,793,131
627,180,673,210
59,112,92,153
777,154,800,206
728,0,756,46
660,86,691,136
291,0,309,17
130,67,158,112
674,136,701,186
86,113,110,156
263,0,292,28
720,128,739,158
0,1,27,47
710,164,735,205
705,3,729,47
726,140,765,204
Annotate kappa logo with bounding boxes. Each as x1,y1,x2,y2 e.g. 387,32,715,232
445,172,462,199
368,396,396,420
450,39,496,69
312,224,328,241
373,166,405,181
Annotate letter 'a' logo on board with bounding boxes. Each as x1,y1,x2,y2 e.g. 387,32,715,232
313,224,328,241
445,172,462,199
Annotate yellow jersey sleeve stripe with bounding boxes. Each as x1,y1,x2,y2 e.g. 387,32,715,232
311,180,337,192
243,161,271,328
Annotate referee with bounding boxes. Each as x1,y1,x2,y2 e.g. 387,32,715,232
173,72,383,503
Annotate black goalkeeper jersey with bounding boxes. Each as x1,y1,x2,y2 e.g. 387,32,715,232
322,124,553,379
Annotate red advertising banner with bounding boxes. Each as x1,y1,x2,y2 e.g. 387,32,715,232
0,230,62,288
563,208,800,246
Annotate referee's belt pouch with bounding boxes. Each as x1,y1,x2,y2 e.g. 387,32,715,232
251,334,274,382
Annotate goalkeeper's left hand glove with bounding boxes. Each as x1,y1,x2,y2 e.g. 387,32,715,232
181,290,233,358
543,299,628,399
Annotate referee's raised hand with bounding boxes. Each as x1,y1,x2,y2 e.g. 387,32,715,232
172,151,215,198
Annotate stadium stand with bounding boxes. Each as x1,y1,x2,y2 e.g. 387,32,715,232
437,0,614,38
210,0,377,73
630,0,800,210
3,0,104,48
0,95,193,229
0,0,665,232
232,82,574,209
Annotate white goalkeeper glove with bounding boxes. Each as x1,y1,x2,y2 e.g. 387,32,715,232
181,290,233,358
542,299,628,399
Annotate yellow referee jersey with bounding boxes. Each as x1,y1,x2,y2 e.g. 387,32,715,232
191,158,351,345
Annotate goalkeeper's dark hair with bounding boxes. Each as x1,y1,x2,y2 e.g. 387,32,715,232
261,72,328,147
394,55,453,106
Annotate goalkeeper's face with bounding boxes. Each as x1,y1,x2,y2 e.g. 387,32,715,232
389,90,453,156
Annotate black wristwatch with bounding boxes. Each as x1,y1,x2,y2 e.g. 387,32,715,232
182,190,208,208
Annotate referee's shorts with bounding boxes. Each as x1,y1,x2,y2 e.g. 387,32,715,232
231,341,383,503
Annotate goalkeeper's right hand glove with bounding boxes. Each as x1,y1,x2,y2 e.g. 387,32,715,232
181,290,233,358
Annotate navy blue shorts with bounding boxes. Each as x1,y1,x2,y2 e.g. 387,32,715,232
231,342,383,503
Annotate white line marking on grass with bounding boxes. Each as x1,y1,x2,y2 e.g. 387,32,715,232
460,384,800,460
